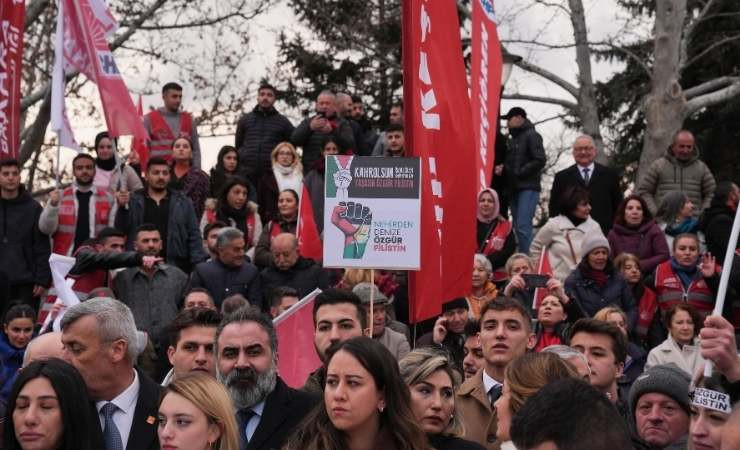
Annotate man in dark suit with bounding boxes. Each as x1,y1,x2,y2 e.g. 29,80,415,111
548,135,622,234
216,305,318,450
61,297,161,450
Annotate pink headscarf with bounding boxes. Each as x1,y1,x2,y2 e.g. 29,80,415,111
477,188,501,223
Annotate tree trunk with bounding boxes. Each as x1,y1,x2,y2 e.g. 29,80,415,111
567,0,606,163
637,0,687,186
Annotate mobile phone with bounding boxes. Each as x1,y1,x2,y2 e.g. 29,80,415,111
522,273,549,289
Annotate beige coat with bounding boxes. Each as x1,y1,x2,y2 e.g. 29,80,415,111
645,335,705,377
529,215,603,282
456,369,501,450
376,328,410,361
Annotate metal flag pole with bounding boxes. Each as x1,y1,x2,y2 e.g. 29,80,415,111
369,269,375,337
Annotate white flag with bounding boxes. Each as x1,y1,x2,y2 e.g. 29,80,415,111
50,0,80,151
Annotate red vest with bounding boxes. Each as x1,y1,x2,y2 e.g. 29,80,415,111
634,286,658,341
480,219,512,281
653,261,716,316
147,109,193,161
53,187,112,256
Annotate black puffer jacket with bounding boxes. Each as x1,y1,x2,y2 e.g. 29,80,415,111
0,188,50,286
504,120,546,192
700,203,734,265
234,105,294,180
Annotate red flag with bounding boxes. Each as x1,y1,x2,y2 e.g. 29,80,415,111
274,289,322,388
131,94,149,170
532,249,553,310
0,1,25,159
471,0,503,192
404,1,478,322
60,0,147,140
297,184,323,261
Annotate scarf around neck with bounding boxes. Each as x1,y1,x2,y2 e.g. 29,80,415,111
670,256,699,289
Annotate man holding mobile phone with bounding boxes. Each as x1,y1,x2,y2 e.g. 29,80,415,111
416,297,471,371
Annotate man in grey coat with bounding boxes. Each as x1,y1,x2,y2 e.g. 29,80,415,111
637,129,716,217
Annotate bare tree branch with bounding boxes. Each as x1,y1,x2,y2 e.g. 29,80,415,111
682,34,740,71
24,0,48,28
514,59,579,98
683,76,740,99
502,93,578,110
685,79,740,115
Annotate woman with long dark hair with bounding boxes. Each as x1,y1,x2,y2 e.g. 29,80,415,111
0,305,35,400
607,195,669,275
304,137,342,234
169,136,210,220
209,145,241,198
254,189,299,268
285,337,429,450
201,177,262,259
4,358,103,450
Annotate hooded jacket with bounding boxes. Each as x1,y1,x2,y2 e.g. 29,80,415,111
637,148,716,216
0,188,51,286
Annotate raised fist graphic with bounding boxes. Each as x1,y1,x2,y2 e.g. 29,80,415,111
331,201,372,259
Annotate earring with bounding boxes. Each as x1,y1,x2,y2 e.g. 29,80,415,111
378,405,385,413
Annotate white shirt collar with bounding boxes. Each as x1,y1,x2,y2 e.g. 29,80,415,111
96,368,140,414
482,369,502,394
251,400,266,418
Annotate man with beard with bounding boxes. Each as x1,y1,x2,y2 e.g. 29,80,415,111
215,305,318,450
291,90,355,173
115,156,207,273
235,83,294,185
40,153,115,256
114,223,188,378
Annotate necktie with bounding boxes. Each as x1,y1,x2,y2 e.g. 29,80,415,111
101,402,124,450
582,167,590,185
488,384,503,407
237,408,255,447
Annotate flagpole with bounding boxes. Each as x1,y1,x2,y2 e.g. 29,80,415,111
704,204,740,376
369,269,375,337
55,141,61,187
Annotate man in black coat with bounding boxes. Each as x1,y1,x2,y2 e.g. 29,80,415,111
60,297,162,450
190,227,262,309
502,107,546,253
235,83,294,185
259,233,329,309
548,135,622,234
0,158,50,312
700,180,739,265
215,305,318,450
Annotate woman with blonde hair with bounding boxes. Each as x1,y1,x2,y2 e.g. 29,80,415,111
258,142,303,224
158,372,239,450
399,348,484,450
494,352,577,449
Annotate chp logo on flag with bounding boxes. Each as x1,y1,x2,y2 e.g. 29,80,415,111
97,51,120,77
479,0,497,21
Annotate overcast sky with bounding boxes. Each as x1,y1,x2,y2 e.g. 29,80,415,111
58,0,637,175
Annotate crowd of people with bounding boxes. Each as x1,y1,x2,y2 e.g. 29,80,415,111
0,81,737,450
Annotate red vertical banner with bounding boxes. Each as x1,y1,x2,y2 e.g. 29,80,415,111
471,0,503,192
0,0,25,159
404,0,478,322
297,184,323,262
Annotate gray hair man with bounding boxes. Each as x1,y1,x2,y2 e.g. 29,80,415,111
215,306,317,449
190,226,262,309
61,297,162,450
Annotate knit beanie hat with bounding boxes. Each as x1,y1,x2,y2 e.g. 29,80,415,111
579,232,610,259
629,364,691,419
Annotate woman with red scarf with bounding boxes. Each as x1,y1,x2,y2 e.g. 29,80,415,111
533,294,582,352
476,188,516,283
564,233,637,329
